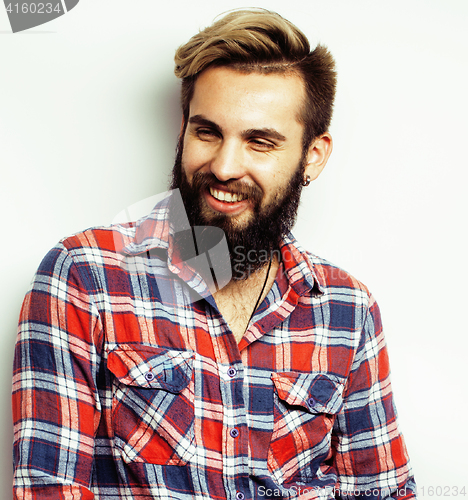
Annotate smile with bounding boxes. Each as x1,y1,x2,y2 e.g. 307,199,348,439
209,187,245,203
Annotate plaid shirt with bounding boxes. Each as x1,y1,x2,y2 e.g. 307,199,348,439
13,199,416,499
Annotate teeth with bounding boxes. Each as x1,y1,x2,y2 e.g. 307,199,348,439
210,188,244,203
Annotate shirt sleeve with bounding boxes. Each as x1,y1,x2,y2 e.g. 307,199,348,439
12,244,102,500
332,295,417,499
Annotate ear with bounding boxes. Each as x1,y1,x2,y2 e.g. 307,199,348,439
304,132,333,182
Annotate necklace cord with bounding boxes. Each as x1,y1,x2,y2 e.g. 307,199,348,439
248,258,272,325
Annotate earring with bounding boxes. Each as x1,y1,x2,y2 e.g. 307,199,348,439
302,175,311,187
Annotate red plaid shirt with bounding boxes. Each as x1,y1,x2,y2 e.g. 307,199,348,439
12,200,416,499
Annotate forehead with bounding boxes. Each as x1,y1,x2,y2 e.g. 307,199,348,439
189,66,305,133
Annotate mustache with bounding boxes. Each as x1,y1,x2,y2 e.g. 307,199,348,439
191,172,263,204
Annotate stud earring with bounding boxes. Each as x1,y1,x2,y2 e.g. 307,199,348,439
302,175,311,187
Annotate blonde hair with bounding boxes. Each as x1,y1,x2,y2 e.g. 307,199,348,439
174,9,337,147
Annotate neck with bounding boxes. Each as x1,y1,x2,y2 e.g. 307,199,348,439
211,255,280,343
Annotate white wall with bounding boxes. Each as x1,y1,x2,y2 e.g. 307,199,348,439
1,1,467,497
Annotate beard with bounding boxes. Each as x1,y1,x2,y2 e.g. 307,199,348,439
170,137,306,280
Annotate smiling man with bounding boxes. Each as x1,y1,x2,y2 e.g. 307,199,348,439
13,9,416,500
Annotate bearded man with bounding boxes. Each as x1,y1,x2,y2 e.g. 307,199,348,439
12,9,416,500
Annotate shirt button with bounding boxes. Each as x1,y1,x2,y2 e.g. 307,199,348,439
236,493,245,500
227,367,237,378
145,372,155,382
230,428,239,438
307,397,316,409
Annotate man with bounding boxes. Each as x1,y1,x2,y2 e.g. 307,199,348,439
12,9,416,500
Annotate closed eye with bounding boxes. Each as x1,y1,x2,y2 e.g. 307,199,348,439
250,138,276,151
243,128,285,151
196,128,220,141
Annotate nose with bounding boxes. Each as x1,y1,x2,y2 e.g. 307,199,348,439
209,140,247,182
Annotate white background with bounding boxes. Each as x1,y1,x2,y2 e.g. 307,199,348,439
1,0,467,498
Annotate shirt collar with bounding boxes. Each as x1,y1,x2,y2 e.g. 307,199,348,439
279,233,324,297
119,193,214,301
119,196,172,256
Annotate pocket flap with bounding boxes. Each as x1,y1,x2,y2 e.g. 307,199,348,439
108,345,194,393
271,371,343,414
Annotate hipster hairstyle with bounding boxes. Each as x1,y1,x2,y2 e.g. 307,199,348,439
174,9,337,148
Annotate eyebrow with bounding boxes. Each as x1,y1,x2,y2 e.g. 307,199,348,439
188,114,287,143
188,115,222,135
242,128,286,142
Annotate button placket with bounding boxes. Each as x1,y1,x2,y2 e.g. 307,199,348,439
206,304,249,497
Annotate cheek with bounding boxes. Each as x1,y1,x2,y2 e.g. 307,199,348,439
181,139,211,179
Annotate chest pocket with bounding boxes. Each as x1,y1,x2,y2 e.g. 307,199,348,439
107,345,196,465
268,371,344,485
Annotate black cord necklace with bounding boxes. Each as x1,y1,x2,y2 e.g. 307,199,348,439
248,258,272,325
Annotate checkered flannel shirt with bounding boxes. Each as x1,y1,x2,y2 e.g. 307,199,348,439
12,200,416,499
